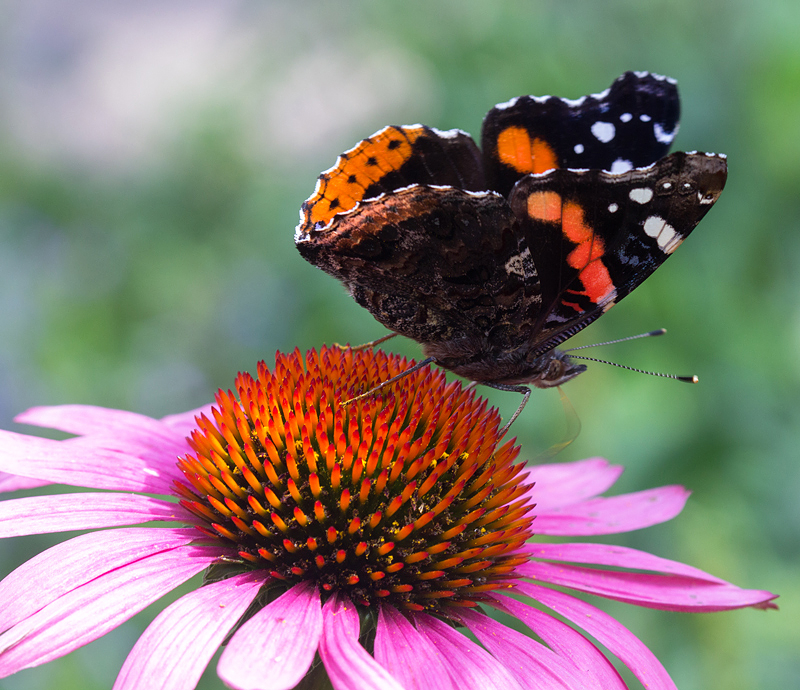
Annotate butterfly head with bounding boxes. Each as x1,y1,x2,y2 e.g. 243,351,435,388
528,349,587,389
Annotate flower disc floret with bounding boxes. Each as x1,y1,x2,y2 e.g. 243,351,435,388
174,346,534,613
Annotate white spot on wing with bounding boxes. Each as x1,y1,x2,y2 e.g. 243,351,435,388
654,122,678,144
562,95,588,107
640,114,652,122
609,158,633,173
493,96,520,110
430,127,470,139
608,203,619,213
574,143,584,154
643,215,681,253
620,112,633,123
591,121,615,143
629,187,654,204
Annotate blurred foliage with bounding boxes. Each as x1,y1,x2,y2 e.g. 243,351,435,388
0,0,798,688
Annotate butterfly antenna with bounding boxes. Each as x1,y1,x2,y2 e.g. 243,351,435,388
564,328,667,351
566,354,698,383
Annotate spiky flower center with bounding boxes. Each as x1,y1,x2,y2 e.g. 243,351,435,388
175,346,533,613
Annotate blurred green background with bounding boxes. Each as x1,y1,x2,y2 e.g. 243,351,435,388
0,0,797,688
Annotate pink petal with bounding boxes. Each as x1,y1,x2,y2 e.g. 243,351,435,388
517,582,678,690
0,542,221,677
519,560,777,611
218,580,323,690
114,572,264,690
522,542,729,583
15,405,183,447
0,493,189,537
0,471,50,493
0,527,203,631
521,458,623,509
491,595,626,690
374,605,456,690
532,485,690,535
318,593,405,690
455,608,585,690
161,404,214,437
0,429,177,494
412,613,523,690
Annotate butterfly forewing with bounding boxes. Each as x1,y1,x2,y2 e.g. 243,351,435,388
508,151,728,355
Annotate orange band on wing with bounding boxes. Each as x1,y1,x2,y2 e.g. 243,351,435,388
305,126,425,228
497,126,559,175
526,191,563,222
563,202,616,304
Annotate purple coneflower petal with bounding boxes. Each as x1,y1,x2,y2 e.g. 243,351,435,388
318,593,405,690
0,528,204,631
0,471,50,493
413,613,523,690
519,560,777,611
521,458,623,509
456,608,589,690
0,429,177,493
374,605,456,690
523,542,729,582
160,405,214,436
16,405,183,447
517,582,678,690
0,542,221,677
114,572,264,690
491,595,626,690
0,493,187,537
218,580,323,690
533,485,690,535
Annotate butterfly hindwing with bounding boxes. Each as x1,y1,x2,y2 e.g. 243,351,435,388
296,184,542,346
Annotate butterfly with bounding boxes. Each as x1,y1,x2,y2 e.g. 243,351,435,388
295,71,727,426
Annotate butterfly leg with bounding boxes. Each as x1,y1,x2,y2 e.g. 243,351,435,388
480,382,531,438
341,356,437,407
334,332,399,352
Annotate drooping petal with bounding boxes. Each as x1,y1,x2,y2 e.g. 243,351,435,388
520,458,623,509
0,542,221,677
218,580,323,690
521,542,729,582
0,429,177,493
114,572,264,690
491,595,626,690
456,608,586,690
318,593,405,690
516,582,677,690
0,493,188,538
161,404,214,437
0,471,50,493
374,605,455,690
15,405,184,448
532,486,690,535
0,527,203,631
519,560,777,611
413,613,523,690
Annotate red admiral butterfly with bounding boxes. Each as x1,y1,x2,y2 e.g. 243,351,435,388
295,72,727,423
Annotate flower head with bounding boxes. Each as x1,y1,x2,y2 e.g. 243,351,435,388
177,346,532,614
0,347,776,690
